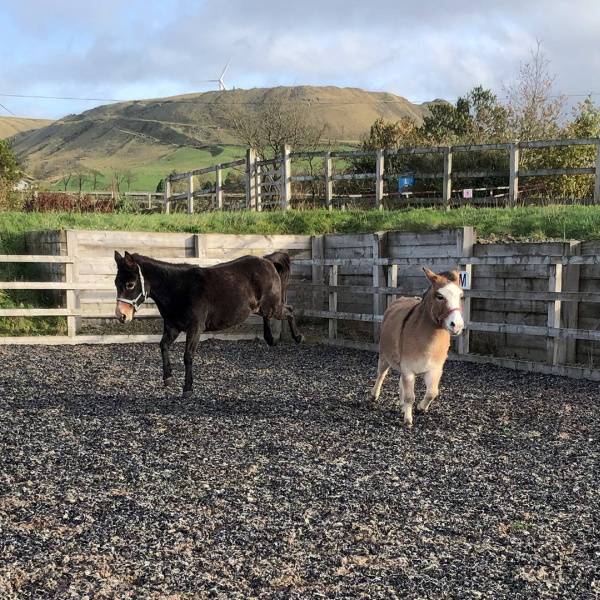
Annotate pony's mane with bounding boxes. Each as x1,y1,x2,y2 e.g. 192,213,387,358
438,270,458,283
132,254,198,271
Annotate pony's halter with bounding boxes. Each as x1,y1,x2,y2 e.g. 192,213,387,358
436,306,463,326
116,263,148,312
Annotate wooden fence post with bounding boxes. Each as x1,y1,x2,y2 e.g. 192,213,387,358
558,241,581,365
372,232,387,342
215,165,223,210
387,264,398,308
64,230,80,338
329,265,338,339
547,262,563,366
193,234,207,261
164,178,171,214
443,147,452,211
456,226,475,356
311,235,324,312
147,193,152,210
246,148,256,210
187,172,194,214
255,158,262,212
594,141,600,205
324,152,333,211
375,149,384,211
509,142,520,207
281,144,291,210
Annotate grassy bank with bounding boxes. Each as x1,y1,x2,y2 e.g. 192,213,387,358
2,204,600,252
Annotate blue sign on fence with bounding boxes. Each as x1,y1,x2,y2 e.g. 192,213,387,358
398,177,414,197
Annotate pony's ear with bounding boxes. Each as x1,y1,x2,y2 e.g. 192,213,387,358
423,267,439,283
114,250,123,264
451,267,460,282
123,251,136,268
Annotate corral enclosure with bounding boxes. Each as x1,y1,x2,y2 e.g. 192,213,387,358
17,227,600,378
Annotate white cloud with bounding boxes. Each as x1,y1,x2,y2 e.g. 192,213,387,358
1,0,599,118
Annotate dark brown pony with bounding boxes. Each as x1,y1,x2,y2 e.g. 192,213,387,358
114,251,303,398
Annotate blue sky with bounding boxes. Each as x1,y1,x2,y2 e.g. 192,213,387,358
2,0,599,120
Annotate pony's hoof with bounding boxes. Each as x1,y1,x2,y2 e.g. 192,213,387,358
294,334,305,344
404,420,413,429
181,390,193,399
164,377,174,387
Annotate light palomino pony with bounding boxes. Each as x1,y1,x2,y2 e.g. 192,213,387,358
371,267,465,428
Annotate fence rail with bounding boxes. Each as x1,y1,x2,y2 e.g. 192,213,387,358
163,138,600,213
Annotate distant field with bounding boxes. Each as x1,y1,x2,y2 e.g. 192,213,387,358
50,146,248,193
49,144,359,193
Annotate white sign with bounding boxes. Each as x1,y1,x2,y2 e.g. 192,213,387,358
463,188,473,199
458,270,470,290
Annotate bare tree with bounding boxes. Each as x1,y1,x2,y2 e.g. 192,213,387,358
112,169,126,193
73,164,91,192
122,168,139,192
502,41,566,141
222,95,330,160
57,160,76,191
90,169,105,191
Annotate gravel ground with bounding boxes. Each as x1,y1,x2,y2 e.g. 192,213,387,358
0,340,599,600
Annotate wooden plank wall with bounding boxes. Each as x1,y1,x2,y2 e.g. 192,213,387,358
69,230,312,318
470,242,566,363
14,228,599,372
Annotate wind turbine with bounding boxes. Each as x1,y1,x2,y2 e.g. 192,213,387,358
194,58,231,91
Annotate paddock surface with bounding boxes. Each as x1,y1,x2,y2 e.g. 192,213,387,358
0,340,599,599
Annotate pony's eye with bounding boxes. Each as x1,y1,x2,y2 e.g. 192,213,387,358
126,282,135,290
435,294,444,301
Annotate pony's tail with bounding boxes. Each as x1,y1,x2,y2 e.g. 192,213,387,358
264,251,291,295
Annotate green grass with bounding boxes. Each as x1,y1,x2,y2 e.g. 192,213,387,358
2,204,600,242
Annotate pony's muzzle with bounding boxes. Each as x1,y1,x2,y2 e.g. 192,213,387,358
447,317,464,336
443,311,464,336
115,301,134,324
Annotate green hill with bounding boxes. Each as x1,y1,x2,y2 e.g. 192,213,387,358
10,86,435,190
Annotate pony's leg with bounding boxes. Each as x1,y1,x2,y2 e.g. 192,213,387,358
370,355,390,401
283,305,304,344
400,372,416,428
160,323,180,385
416,368,443,413
182,326,202,399
262,316,277,347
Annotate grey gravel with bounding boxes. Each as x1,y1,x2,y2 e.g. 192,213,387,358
0,340,599,599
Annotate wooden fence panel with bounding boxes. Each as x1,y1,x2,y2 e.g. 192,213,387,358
4,228,600,380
